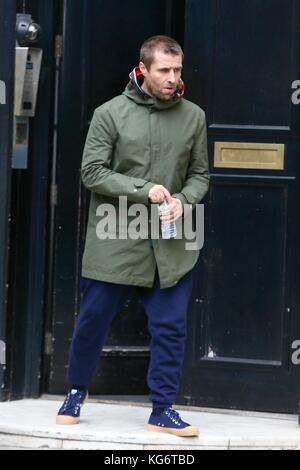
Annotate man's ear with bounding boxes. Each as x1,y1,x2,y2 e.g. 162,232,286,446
139,61,147,75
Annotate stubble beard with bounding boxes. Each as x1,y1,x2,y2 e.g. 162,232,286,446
144,80,174,102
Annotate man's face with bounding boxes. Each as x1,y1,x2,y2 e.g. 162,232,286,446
139,50,183,101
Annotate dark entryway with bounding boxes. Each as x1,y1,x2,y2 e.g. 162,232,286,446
45,0,186,396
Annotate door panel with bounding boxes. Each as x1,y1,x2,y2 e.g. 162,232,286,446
203,181,288,364
212,1,293,127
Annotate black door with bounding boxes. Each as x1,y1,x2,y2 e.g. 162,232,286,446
178,0,300,412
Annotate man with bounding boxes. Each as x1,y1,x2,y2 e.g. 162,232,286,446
56,35,210,437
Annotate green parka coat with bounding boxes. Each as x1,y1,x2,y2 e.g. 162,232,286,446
81,75,210,288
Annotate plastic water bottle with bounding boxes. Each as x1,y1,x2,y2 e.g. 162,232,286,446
158,200,177,239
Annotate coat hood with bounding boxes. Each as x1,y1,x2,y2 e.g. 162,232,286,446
123,66,185,110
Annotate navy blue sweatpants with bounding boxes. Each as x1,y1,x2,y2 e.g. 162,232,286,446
67,269,193,407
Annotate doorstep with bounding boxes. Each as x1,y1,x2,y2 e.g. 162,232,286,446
0,397,299,450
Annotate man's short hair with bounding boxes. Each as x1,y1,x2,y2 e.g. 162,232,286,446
140,35,183,69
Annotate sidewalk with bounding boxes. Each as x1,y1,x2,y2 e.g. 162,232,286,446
0,396,300,450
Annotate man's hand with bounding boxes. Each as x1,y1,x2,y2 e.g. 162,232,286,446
159,197,183,223
148,185,172,204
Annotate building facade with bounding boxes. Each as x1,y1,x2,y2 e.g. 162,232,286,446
0,0,300,418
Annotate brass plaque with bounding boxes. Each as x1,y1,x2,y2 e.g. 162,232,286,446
214,142,285,170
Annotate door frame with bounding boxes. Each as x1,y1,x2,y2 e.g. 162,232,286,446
1,0,55,400
0,0,16,401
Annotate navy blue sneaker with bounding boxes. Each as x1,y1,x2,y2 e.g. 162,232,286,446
56,389,88,425
147,407,199,437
